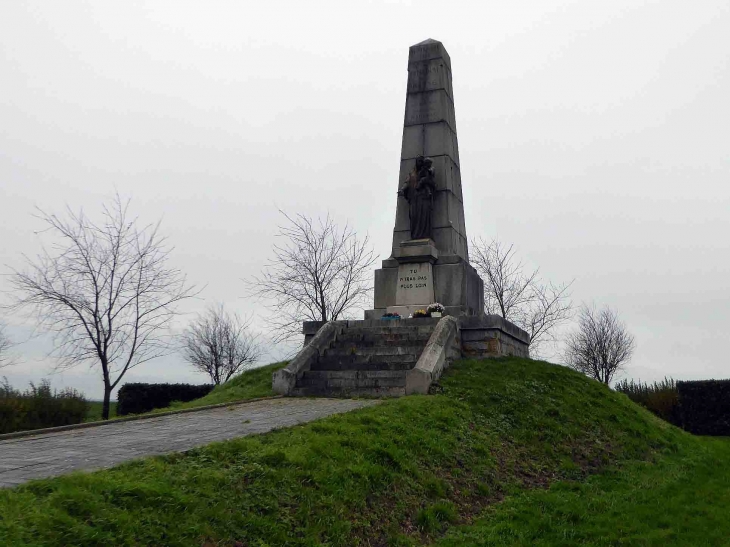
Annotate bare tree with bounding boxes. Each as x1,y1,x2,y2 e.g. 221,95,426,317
181,304,262,384
0,322,13,369
9,194,196,419
565,304,636,384
471,238,573,356
250,212,376,343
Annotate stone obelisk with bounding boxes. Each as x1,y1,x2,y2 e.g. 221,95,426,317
366,39,484,319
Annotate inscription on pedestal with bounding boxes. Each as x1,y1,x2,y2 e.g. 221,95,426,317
395,262,435,306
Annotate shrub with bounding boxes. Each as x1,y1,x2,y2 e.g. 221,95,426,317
116,383,214,416
0,378,88,434
615,377,680,426
676,379,730,436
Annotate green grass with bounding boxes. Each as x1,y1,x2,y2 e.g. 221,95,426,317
154,361,287,413
82,363,287,423
84,401,118,422
437,437,730,546
0,357,727,546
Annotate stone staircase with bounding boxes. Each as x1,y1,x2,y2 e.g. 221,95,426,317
273,315,528,398
291,322,437,397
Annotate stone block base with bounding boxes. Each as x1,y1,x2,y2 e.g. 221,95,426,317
459,315,530,359
372,256,484,316
364,308,386,321
304,315,529,359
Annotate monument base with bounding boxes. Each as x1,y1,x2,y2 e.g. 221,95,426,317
386,305,430,317
302,315,530,358
368,253,484,319
393,238,438,264
394,261,434,307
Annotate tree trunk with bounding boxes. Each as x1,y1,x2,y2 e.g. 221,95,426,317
102,383,112,420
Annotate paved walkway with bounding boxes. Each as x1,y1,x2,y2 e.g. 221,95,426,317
0,398,379,489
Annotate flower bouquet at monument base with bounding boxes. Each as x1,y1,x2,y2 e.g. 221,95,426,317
412,309,429,318
381,312,401,321
427,303,445,317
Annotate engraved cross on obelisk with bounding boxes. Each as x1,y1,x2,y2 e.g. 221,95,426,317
366,39,484,319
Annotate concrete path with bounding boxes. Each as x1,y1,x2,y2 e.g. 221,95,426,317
0,397,379,489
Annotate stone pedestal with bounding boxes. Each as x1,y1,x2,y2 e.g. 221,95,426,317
385,240,437,317
394,262,434,306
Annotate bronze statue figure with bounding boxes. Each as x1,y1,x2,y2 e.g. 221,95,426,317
399,155,436,240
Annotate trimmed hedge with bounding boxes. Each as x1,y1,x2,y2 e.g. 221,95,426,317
0,378,88,434
677,379,730,436
116,383,214,416
615,377,680,427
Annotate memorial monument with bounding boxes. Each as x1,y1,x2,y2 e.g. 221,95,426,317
273,40,529,398
365,38,484,319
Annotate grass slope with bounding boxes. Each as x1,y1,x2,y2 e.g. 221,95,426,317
84,401,118,422
153,362,288,413
437,437,730,546
0,357,726,546
81,362,286,423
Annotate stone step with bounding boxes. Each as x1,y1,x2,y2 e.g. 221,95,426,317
315,353,417,368
324,345,425,358
303,370,406,380
298,370,406,389
290,386,406,398
298,375,405,390
310,360,414,372
344,326,435,335
304,367,411,382
337,332,432,345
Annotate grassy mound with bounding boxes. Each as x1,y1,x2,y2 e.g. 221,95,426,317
0,357,724,546
154,361,288,413
84,362,286,423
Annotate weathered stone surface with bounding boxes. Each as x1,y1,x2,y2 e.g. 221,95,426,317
460,314,530,344
374,267,398,309
395,262,435,307
408,39,452,71
285,316,528,398
391,39,467,268
363,40,483,327
431,261,483,314
407,57,452,97
459,315,530,359
400,122,459,165
274,321,346,395
364,308,386,321
404,90,456,129
406,316,460,394
393,238,438,263
289,320,439,397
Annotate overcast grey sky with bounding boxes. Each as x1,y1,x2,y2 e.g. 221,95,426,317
1,1,729,399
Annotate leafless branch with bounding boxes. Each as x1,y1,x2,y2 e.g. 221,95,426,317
8,193,197,419
470,237,573,356
564,304,636,384
0,322,14,369
248,211,376,344
471,238,538,318
180,303,262,384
